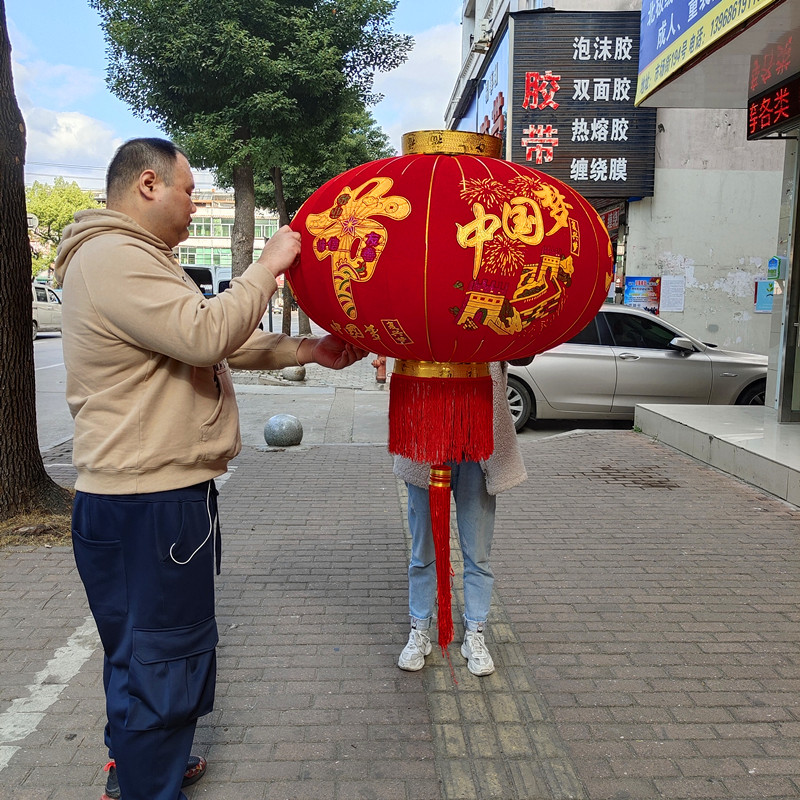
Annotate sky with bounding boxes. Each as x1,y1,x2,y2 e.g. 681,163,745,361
5,0,463,192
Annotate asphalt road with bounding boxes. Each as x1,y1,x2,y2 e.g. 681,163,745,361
33,334,73,452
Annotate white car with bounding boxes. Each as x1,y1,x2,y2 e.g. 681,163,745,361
507,305,768,431
32,283,63,340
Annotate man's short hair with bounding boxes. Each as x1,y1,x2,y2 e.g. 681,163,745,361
106,138,188,202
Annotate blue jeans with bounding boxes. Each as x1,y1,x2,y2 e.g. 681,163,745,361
406,461,496,633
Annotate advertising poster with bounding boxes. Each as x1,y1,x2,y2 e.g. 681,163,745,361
659,275,685,312
754,279,775,313
624,276,661,314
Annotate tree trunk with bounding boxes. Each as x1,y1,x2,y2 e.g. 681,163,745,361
231,152,255,279
271,165,312,336
271,166,293,335
0,0,71,518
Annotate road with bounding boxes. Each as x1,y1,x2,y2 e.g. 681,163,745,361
33,334,72,452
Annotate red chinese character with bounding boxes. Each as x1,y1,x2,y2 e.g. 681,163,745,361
750,57,761,92
772,87,791,123
748,103,760,135
758,97,773,130
522,71,561,110
776,36,792,75
759,52,774,87
521,124,558,164
491,92,505,137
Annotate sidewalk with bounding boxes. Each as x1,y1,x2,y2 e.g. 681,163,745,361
3,365,800,799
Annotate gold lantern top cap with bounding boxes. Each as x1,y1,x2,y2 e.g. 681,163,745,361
401,130,503,158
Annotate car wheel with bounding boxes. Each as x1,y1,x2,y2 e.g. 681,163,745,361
506,375,533,432
32,320,38,341
735,379,766,406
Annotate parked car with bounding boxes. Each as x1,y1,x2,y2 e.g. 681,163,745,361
181,266,265,329
32,283,62,340
507,305,768,431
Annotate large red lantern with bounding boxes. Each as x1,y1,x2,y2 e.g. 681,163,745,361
290,131,613,650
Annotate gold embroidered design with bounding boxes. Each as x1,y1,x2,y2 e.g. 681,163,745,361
305,177,411,320
455,175,580,335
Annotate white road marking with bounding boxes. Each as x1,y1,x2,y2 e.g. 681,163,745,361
0,467,237,772
216,465,237,487
0,616,100,771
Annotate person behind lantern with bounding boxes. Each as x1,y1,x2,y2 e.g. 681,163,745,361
54,137,367,800
393,358,533,676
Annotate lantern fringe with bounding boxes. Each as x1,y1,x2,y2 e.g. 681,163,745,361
388,373,494,464
429,464,454,652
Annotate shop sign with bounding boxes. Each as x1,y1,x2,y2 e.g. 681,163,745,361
511,11,656,197
600,206,621,232
636,0,784,106
477,30,510,147
748,30,799,100
747,70,800,139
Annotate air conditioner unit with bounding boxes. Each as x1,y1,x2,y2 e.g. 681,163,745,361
473,19,492,52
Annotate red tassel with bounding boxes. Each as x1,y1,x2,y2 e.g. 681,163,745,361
429,465,454,652
388,370,494,464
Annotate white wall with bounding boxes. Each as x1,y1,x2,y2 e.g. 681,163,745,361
625,108,786,353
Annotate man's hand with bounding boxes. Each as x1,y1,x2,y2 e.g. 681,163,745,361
297,336,369,370
256,225,301,279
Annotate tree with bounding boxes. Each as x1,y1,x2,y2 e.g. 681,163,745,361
27,177,100,279
90,0,411,283
0,0,72,521
247,106,395,333
253,106,395,219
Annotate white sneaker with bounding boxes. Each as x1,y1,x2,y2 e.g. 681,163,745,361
398,628,432,671
461,630,495,676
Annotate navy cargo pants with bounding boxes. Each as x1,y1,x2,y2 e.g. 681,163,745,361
72,481,220,800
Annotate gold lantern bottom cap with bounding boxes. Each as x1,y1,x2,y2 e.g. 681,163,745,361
392,360,490,380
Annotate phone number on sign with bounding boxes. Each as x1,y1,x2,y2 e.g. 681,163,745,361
709,0,760,37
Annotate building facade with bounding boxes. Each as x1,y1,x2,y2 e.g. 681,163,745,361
177,190,280,270
636,0,800,420
445,0,786,355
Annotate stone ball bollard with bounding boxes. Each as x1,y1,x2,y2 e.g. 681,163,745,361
264,414,303,447
281,366,306,382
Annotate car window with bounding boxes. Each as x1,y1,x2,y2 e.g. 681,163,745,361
567,318,600,345
46,288,61,304
34,286,48,302
607,312,677,349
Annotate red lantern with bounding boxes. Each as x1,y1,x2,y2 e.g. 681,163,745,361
290,131,613,364
290,131,613,650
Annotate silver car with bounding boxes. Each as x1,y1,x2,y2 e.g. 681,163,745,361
507,305,768,431
32,283,63,340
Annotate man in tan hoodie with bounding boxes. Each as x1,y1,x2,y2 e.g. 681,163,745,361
54,138,366,800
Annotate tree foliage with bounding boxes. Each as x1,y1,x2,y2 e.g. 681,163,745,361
251,106,395,218
0,0,72,521
91,0,412,278
26,177,99,277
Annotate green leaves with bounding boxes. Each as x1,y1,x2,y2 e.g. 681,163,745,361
26,178,100,276
91,0,411,272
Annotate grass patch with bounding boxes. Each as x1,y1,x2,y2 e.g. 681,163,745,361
0,511,72,549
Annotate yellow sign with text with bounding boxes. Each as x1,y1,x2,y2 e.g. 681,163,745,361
636,0,783,105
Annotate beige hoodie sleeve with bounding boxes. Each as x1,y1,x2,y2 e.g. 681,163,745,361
227,329,305,370
76,236,285,367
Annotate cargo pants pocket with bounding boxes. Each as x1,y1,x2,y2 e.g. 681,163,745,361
72,529,128,648
127,615,218,730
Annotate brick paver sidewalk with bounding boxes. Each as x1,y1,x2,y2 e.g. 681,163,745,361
1,429,799,799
